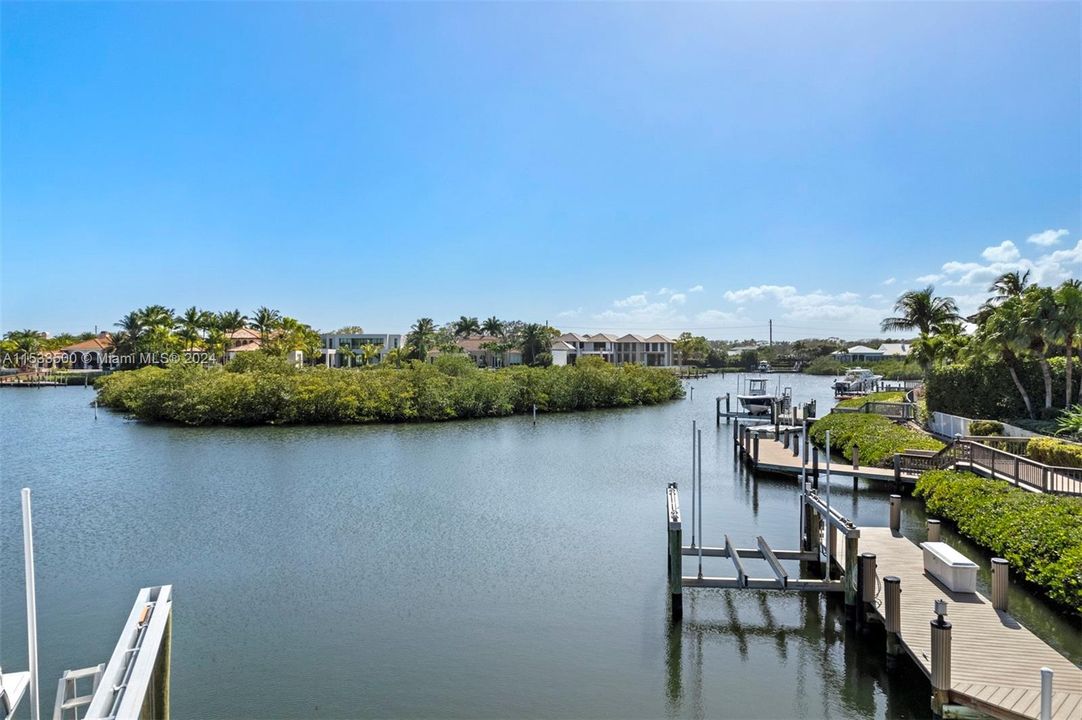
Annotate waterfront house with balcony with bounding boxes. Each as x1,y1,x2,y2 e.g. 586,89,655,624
320,332,404,366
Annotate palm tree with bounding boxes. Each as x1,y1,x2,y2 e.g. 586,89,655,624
337,343,356,368
250,306,282,344
988,270,1032,305
114,311,145,345
481,316,504,337
519,323,552,365
880,286,962,335
138,304,175,329
384,346,410,368
360,343,382,366
1020,287,1058,412
5,330,44,361
406,318,437,360
1053,281,1082,407
453,316,481,338
978,298,1036,419
175,306,212,350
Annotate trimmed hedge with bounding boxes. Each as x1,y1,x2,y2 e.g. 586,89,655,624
926,356,1077,420
968,420,1004,436
1025,437,1082,469
808,413,943,467
94,357,685,425
915,470,1082,613
835,391,906,409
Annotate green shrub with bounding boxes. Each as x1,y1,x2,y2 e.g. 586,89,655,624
808,412,943,466
95,360,685,426
835,391,906,409
915,469,1082,612
968,420,1004,436
805,356,846,375
1055,404,1082,440
1025,437,1082,468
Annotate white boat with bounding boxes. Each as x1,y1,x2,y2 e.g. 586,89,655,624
832,367,884,395
737,378,785,415
757,360,772,373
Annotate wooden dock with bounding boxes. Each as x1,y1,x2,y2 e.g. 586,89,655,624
735,422,915,484
667,479,1081,719
855,528,1082,720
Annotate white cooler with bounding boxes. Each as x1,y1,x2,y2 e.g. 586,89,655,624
920,541,978,593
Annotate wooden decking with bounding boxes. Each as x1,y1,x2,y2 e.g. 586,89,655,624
746,433,908,483
857,527,1082,720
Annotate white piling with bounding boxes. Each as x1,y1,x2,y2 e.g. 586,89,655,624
21,488,41,720
697,428,703,579
1040,667,1053,720
532,403,537,425
691,420,697,548
825,430,832,515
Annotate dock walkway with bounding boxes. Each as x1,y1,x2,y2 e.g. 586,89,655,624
739,428,912,483
857,527,1082,720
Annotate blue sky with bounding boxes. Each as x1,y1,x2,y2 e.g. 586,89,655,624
2,2,1079,340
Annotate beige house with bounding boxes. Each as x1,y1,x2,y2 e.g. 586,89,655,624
558,332,674,366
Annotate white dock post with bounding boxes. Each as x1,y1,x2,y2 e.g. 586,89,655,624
697,429,703,579
991,558,1009,613
824,430,832,515
930,600,952,717
889,494,901,533
927,519,941,542
1040,667,1053,720
532,404,537,425
666,483,682,621
21,488,40,720
690,421,697,549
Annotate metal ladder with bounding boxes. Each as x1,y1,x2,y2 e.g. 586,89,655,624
52,665,103,720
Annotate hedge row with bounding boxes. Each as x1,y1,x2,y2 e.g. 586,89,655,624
926,356,1077,420
94,355,685,425
834,391,906,409
1025,437,1082,469
808,412,943,466
915,470,1082,613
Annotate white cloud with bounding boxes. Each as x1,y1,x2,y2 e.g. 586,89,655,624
594,301,687,326
657,287,672,296
556,308,581,318
1026,228,1068,247
981,240,1020,263
882,277,896,286
869,294,884,301
613,293,648,308
724,284,797,303
669,293,687,305
688,284,704,293
915,273,944,283
695,309,744,324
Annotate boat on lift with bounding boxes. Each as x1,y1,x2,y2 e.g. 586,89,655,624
757,360,772,373
737,377,791,416
832,367,884,395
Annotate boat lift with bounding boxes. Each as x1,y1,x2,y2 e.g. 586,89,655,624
3,489,173,720
667,426,859,621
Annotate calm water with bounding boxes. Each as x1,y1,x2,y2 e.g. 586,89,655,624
1,374,1078,719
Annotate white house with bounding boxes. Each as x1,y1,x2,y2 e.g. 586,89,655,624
320,332,404,367
831,343,911,363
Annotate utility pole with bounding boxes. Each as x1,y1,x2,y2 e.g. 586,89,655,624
769,319,773,346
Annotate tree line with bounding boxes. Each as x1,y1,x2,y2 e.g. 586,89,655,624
882,273,1082,420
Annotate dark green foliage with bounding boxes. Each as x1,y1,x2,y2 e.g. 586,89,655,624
804,356,922,379
95,358,685,425
808,413,943,466
926,356,1076,419
1025,437,1082,468
915,470,1082,613
968,420,1004,436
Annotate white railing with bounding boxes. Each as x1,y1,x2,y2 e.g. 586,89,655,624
928,412,1040,440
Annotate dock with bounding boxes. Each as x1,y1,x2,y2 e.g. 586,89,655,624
666,478,1082,719
856,528,1082,720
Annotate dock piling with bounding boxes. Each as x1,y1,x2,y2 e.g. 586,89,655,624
927,519,941,542
930,602,952,717
1040,668,1053,720
889,494,901,533
852,444,859,470
991,558,1009,613
792,433,799,458
716,396,721,427
753,433,760,467
883,576,902,657
844,535,859,622
666,483,682,620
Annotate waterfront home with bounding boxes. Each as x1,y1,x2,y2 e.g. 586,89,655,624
557,332,674,366
54,332,114,369
450,335,523,368
226,328,262,348
320,332,404,367
831,343,910,363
